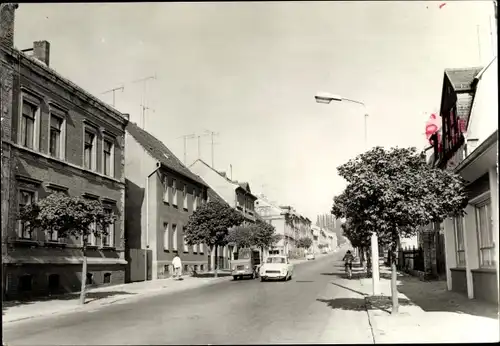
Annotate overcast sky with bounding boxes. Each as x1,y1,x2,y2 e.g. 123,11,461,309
14,1,497,220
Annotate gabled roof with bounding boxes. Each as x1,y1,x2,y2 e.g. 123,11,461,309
444,67,483,92
126,122,207,187
207,188,228,205
190,159,256,198
238,182,250,191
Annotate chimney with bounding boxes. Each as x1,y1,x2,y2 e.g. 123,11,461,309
0,3,19,48
33,40,50,66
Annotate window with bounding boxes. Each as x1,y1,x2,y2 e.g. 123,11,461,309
48,274,60,293
46,229,59,242
18,275,33,292
102,208,114,247
103,139,114,176
476,201,495,268
86,221,97,246
20,101,36,149
200,264,204,271
86,273,94,285
183,233,189,253
163,223,169,250
194,265,198,272
18,190,35,239
193,243,198,253
163,176,169,203
183,184,188,210
199,243,204,253
453,217,465,267
84,130,96,170
49,114,63,158
193,190,198,211
103,273,111,284
184,264,188,273
164,264,170,275
172,180,178,206
172,224,178,251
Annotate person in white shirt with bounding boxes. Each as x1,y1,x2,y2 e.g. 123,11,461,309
172,254,182,280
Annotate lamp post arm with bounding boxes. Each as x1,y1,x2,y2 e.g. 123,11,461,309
342,98,369,149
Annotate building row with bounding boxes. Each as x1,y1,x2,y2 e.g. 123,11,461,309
1,5,323,299
397,56,498,305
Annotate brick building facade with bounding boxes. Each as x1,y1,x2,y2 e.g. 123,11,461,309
1,5,129,299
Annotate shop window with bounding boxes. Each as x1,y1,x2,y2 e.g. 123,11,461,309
103,273,111,284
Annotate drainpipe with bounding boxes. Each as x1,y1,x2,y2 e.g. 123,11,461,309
145,162,161,281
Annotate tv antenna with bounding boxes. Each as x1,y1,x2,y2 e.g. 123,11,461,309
101,85,124,107
178,133,196,165
203,130,220,168
132,74,157,130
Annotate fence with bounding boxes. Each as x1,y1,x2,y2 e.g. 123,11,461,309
398,246,424,272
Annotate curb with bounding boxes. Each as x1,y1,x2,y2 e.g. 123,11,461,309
3,276,232,324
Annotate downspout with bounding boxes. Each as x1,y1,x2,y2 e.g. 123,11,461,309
145,161,161,280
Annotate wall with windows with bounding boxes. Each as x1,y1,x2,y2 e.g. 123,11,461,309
2,44,128,299
152,169,208,280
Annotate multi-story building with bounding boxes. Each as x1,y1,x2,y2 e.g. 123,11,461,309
255,195,312,257
433,58,498,304
1,6,129,299
189,159,257,269
316,213,345,244
124,122,212,281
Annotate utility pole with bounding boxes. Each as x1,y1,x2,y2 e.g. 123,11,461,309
178,134,196,165
101,85,124,107
132,74,157,130
204,130,220,168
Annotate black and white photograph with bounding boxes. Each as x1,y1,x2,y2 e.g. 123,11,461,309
1,1,498,344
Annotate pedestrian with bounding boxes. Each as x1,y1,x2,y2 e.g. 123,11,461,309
172,254,182,280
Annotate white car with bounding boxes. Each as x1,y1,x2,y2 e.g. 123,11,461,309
306,253,316,260
259,256,294,281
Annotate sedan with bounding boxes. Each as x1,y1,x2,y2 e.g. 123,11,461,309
259,256,294,281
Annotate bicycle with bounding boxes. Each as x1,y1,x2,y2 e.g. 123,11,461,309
345,262,353,279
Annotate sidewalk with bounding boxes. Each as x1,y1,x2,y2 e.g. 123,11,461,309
349,263,499,343
2,275,232,324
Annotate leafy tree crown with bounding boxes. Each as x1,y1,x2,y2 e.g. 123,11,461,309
184,201,244,247
331,146,468,247
19,193,116,240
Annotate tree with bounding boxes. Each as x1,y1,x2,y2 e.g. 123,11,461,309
226,225,254,251
296,237,313,249
185,201,244,277
331,146,467,314
252,219,282,262
19,193,116,304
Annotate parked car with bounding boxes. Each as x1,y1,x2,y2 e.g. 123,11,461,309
259,256,294,282
231,248,261,280
306,253,316,260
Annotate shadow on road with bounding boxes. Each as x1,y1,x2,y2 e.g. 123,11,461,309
2,290,136,313
317,296,413,314
391,271,498,319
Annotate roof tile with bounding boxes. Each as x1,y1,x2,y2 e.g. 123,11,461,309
126,122,207,187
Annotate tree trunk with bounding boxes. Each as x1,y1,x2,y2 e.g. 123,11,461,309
210,245,217,277
79,243,87,305
390,239,399,315
360,247,365,267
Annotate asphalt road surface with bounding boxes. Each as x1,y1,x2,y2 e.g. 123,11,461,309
3,251,374,345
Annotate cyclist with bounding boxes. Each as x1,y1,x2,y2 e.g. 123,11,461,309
343,250,354,279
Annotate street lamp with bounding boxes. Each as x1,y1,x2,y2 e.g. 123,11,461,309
314,91,380,296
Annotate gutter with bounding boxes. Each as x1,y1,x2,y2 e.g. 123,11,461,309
455,130,498,173
146,162,161,250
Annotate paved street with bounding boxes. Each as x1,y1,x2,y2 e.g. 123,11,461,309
3,251,374,345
